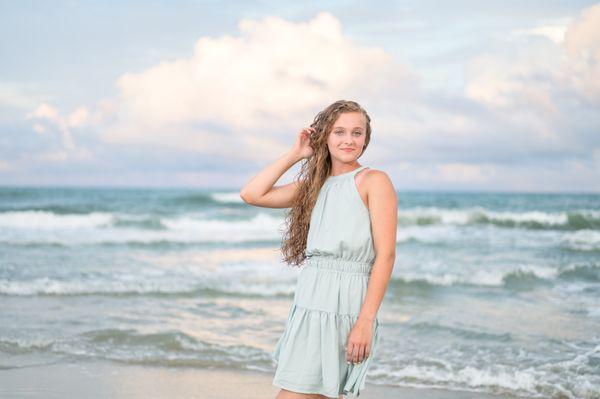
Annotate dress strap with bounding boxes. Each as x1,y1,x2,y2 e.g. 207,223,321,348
350,165,369,177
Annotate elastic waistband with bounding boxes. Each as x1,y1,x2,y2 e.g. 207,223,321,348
304,256,373,275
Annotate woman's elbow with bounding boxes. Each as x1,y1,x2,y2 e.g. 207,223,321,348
239,189,254,204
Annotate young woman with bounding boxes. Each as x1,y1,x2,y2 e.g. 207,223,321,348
240,100,398,398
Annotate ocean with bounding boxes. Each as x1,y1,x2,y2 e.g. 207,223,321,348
0,186,598,398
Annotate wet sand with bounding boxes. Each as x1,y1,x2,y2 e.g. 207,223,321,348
0,360,520,399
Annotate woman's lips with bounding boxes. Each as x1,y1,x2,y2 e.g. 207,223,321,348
341,148,354,152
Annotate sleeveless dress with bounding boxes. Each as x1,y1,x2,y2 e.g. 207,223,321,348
272,165,380,398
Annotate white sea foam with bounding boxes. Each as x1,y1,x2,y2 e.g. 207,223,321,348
0,275,294,297
211,192,244,204
369,358,600,398
0,212,284,245
397,206,597,229
0,210,113,229
0,254,298,297
369,363,539,395
394,262,559,287
561,229,600,251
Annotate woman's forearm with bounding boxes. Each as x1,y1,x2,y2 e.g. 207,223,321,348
239,150,302,202
357,253,396,323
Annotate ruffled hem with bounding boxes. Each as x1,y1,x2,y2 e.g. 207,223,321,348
272,303,380,398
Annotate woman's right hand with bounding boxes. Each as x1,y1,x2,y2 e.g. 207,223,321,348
291,127,315,160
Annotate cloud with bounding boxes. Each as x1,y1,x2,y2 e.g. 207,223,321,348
561,3,600,104
368,3,600,189
463,2,600,156
26,103,76,150
25,103,94,161
510,17,571,44
93,11,414,160
12,7,598,190
468,3,600,108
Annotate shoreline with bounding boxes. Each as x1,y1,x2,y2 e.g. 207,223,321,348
0,359,521,399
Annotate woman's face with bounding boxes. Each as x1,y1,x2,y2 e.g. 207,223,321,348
326,112,367,161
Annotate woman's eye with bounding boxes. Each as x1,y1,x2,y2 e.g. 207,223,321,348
334,130,361,135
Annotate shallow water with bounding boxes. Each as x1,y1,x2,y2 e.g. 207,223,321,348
1,186,598,398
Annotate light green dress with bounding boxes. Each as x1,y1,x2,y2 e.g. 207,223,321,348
272,165,380,398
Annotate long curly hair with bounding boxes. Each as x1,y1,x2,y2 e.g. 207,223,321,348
279,100,372,266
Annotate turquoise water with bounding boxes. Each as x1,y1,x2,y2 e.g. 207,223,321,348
0,186,598,398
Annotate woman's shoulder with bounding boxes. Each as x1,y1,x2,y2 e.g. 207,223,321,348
361,168,397,195
362,168,392,182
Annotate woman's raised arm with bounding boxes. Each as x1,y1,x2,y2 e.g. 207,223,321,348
239,127,314,209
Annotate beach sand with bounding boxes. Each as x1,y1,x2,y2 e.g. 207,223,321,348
0,360,520,399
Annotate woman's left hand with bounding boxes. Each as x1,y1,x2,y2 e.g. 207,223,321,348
345,317,374,364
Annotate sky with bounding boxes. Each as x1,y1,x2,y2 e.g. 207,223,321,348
1,0,599,192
